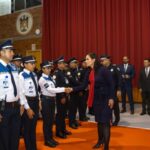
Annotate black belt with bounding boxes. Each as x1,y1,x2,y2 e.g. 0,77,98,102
26,96,38,101
0,101,19,108
41,95,56,100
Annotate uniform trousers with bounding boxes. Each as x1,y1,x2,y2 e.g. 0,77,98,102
41,96,55,142
56,96,67,133
141,91,150,113
23,97,39,150
0,101,20,150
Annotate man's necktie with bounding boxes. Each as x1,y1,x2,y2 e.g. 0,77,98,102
7,65,17,97
30,72,38,96
145,68,149,77
124,64,127,72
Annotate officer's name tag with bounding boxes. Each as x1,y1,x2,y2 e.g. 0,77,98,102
3,76,9,88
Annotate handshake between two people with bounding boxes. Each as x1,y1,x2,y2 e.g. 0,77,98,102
64,87,73,94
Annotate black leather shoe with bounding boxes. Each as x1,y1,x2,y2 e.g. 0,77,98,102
80,117,89,122
69,124,78,129
140,112,146,115
120,109,126,113
51,138,59,145
112,121,119,126
56,132,67,139
130,110,134,115
75,121,81,126
93,141,103,149
63,130,72,135
148,112,150,116
45,140,56,148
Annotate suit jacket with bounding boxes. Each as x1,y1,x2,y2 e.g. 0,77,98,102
139,67,150,91
73,67,114,123
119,63,135,86
73,66,114,123
73,66,114,102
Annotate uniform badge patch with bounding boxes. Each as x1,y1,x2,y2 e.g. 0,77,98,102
110,69,114,72
53,75,56,80
67,72,71,75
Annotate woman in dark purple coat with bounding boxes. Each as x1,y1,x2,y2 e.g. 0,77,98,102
73,53,114,150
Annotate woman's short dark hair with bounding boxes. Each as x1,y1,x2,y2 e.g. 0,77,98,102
87,52,101,73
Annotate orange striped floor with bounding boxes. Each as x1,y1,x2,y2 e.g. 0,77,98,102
19,120,150,150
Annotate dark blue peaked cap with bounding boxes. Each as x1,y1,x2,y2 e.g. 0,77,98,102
12,54,22,61
54,56,65,64
22,55,36,63
99,54,110,59
40,61,52,68
0,40,15,51
68,57,78,64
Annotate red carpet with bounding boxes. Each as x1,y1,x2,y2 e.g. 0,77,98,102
19,120,150,150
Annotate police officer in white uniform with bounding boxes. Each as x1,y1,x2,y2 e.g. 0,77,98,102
11,54,23,73
0,40,21,150
39,61,70,147
19,55,39,150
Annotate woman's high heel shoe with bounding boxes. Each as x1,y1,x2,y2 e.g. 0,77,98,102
92,140,104,149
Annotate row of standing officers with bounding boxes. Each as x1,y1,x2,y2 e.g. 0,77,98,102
0,40,149,150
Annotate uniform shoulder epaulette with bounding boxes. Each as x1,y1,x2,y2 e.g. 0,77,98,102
21,71,30,79
0,63,7,73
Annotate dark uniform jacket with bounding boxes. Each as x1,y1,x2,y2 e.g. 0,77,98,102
53,69,69,99
107,64,121,91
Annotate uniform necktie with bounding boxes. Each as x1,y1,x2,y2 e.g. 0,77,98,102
7,65,17,97
30,72,38,96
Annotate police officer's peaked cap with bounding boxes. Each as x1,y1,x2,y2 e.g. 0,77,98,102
99,54,110,60
12,54,22,61
0,40,15,51
22,55,36,63
54,56,65,64
40,61,52,68
68,57,78,64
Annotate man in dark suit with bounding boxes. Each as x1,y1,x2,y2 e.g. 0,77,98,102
139,58,150,115
119,56,135,114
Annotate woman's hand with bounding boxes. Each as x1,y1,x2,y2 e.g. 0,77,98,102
108,99,114,109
